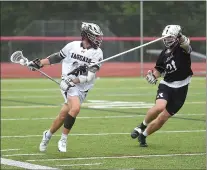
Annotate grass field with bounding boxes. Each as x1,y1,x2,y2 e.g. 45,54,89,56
1,77,206,169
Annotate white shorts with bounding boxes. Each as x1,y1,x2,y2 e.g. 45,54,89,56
61,86,88,104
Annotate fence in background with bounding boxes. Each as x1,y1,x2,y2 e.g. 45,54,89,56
1,36,206,78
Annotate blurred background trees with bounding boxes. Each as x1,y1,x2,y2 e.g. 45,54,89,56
1,1,205,36
1,1,206,62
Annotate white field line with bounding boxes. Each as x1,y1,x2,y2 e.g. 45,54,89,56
2,81,205,90
1,114,205,121
2,77,204,81
1,106,156,109
1,101,205,109
2,92,204,99
1,149,20,152
1,87,153,92
2,95,60,99
56,163,102,167
27,153,206,162
1,130,205,139
1,79,62,82
1,86,204,92
186,101,206,104
104,93,204,97
1,88,59,92
3,153,45,157
1,105,60,109
1,158,58,169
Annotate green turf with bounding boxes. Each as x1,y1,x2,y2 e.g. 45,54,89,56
1,77,206,169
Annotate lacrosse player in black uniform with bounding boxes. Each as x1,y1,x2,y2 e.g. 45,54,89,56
131,25,193,147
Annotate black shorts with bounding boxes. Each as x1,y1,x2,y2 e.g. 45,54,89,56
156,83,189,115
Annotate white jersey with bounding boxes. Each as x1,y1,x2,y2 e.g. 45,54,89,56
60,41,103,92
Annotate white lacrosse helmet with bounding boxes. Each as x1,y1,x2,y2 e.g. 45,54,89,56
81,22,103,48
162,25,181,48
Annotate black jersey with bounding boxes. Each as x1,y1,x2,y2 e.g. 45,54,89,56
155,45,193,82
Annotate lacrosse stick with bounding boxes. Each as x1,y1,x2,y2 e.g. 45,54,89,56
10,51,60,85
66,35,169,75
10,36,168,85
89,35,169,68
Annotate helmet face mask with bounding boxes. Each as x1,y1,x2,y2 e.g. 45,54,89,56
163,36,177,48
81,22,103,48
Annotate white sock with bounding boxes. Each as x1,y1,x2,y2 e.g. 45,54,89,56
143,130,148,137
45,130,52,139
143,120,148,126
61,133,68,140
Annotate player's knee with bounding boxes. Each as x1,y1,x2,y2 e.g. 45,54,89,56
154,104,165,113
155,99,167,113
58,110,69,121
58,114,67,121
69,106,80,116
58,104,70,121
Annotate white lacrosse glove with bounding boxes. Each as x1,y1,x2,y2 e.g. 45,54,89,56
146,70,157,85
60,76,75,91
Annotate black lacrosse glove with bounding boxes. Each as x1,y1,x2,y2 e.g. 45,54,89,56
27,58,43,71
70,65,88,76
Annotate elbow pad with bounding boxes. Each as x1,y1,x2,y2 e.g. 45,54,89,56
47,52,63,64
79,71,95,83
180,35,190,46
180,35,191,53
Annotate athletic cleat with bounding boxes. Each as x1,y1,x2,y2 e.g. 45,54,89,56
39,130,50,152
138,133,148,147
58,139,67,152
131,127,142,139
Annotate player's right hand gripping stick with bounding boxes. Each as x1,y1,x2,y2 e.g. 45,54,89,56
27,58,43,71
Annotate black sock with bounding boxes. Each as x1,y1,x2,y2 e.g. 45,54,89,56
139,122,147,131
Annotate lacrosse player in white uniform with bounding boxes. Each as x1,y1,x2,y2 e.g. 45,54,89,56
27,22,103,152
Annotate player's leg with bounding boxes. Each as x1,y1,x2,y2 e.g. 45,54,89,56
39,104,70,152
131,100,167,138
131,84,170,139
49,103,71,134
39,91,70,152
138,109,171,147
46,90,72,135
58,87,86,152
58,96,80,152
138,84,189,147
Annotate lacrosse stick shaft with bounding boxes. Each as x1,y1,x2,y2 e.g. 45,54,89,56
31,36,167,78
90,35,169,67
33,67,60,85
9,50,60,85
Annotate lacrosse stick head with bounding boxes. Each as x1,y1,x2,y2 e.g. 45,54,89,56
10,51,29,66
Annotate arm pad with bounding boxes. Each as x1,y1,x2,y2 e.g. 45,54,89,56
78,71,95,83
47,52,63,64
179,35,192,53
